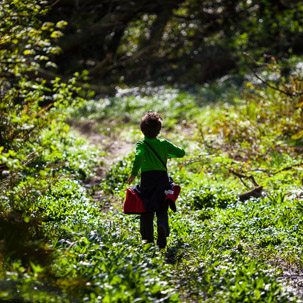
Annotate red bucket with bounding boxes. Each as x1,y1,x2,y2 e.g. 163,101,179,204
123,188,147,214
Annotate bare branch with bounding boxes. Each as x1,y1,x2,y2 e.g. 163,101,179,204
239,186,263,201
272,162,303,175
243,52,303,97
229,168,259,188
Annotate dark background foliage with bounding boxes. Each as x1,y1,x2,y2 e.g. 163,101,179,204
45,0,303,88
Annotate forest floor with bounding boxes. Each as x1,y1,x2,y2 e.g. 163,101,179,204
72,118,303,301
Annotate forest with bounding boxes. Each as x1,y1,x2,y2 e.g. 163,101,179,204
1,0,303,302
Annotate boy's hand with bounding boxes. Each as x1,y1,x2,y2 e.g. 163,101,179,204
127,175,136,185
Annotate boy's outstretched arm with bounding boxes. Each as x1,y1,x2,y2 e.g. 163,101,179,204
167,141,185,158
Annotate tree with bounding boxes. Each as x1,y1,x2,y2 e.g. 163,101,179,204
44,0,303,87
0,0,83,242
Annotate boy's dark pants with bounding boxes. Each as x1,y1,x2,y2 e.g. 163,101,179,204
133,170,172,243
140,201,169,242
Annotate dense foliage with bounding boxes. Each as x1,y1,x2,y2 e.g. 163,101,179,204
0,1,96,300
45,0,303,87
2,0,303,302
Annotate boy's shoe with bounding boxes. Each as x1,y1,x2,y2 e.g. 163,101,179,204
157,225,167,249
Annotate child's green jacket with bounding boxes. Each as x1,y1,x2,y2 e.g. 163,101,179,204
131,137,185,176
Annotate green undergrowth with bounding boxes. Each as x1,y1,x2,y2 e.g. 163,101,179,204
69,87,199,125
97,155,303,302
3,81,303,301
67,74,303,301
82,74,303,301
3,66,303,301
67,82,240,142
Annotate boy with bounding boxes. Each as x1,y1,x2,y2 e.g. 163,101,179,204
128,112,185,248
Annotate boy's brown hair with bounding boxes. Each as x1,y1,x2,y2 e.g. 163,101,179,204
140,112,162,138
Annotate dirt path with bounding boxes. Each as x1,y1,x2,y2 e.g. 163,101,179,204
71,120,133,202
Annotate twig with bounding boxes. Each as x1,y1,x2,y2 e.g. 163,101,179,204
198,127,214,151
228,168,259,188
272,162,303,175
49,0,60,7
239,186,263,202
181,156,210,167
